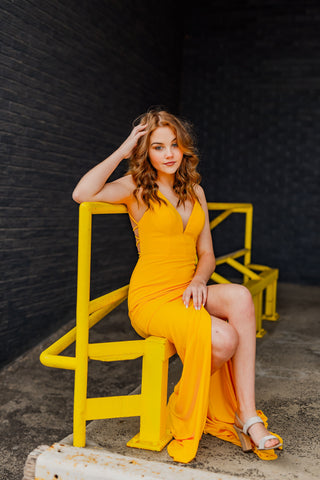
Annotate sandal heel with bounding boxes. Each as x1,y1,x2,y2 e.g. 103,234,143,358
234,425,253,453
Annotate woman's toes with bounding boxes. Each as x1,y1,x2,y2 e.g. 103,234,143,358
264,437,280,449
264,438,275,448
248,423,280,449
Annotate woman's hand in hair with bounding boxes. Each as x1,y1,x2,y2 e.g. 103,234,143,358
118,123,147,159
72,123,146,204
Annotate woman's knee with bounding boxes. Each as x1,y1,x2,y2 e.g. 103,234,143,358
211,320,239,361
206,283,255,321
231,285,255,317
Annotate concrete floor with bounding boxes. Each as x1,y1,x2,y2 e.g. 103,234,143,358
1,283,320,479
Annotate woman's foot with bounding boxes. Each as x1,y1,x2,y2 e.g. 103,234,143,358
235,411,282,450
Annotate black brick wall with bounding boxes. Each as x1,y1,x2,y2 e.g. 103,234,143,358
2,0,320,368
180,0,320,285
0,0,182,367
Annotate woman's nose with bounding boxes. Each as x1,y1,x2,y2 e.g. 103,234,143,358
165,147,174,157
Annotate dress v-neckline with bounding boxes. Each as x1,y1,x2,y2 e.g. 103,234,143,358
158,190,196,233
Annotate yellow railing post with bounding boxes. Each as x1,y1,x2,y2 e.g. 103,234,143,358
244,205,253,282
73,203,92,447
127,337,176,451
263,277,279,321
253,291,265,338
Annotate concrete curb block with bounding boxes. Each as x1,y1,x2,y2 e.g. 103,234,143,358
29,443,249,480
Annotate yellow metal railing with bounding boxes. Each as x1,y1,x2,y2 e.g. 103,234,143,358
41,202,176,451
207,203,279,337
40,200,279,450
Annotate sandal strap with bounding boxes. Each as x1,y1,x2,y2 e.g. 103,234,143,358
258,434,280,450
243,416,264,435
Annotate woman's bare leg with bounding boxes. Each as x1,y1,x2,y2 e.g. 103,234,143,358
206,283,279,448
210,315,238,373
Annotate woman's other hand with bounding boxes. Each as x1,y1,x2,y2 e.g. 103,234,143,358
72,123,147,204
118,123,147,159
182,278,208,310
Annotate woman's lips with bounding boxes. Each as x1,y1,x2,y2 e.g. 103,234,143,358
164,162,175,166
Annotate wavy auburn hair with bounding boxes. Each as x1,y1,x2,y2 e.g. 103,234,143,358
127,109,201,208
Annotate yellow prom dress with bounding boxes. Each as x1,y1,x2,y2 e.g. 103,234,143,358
128,191,282,463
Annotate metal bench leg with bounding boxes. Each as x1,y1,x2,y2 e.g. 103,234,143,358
127,336,173,451
254,292,266,338
263,280,279,321
73,337,89,447
73,372,88,447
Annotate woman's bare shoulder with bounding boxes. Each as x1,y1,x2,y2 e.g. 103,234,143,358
116,173,136,189
119,174,141,199
87,173,136,204
114,174,144,207
194,184,207,201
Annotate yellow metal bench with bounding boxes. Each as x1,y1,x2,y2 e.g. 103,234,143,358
40,200,279,452
40,202,176,451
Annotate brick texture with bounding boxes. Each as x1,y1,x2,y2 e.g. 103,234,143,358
2,0,320,368
0,0,182,367
180,0,320,285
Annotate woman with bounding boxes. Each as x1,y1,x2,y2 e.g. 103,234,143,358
72,109,283,463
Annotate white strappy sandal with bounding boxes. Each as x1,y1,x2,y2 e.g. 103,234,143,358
234,414,283,452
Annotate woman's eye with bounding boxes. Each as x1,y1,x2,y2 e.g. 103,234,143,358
154,146,163,150
172,143,178,148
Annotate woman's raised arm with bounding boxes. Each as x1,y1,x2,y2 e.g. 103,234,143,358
72,124,147,204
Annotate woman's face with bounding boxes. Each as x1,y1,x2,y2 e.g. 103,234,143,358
148,126,183,176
